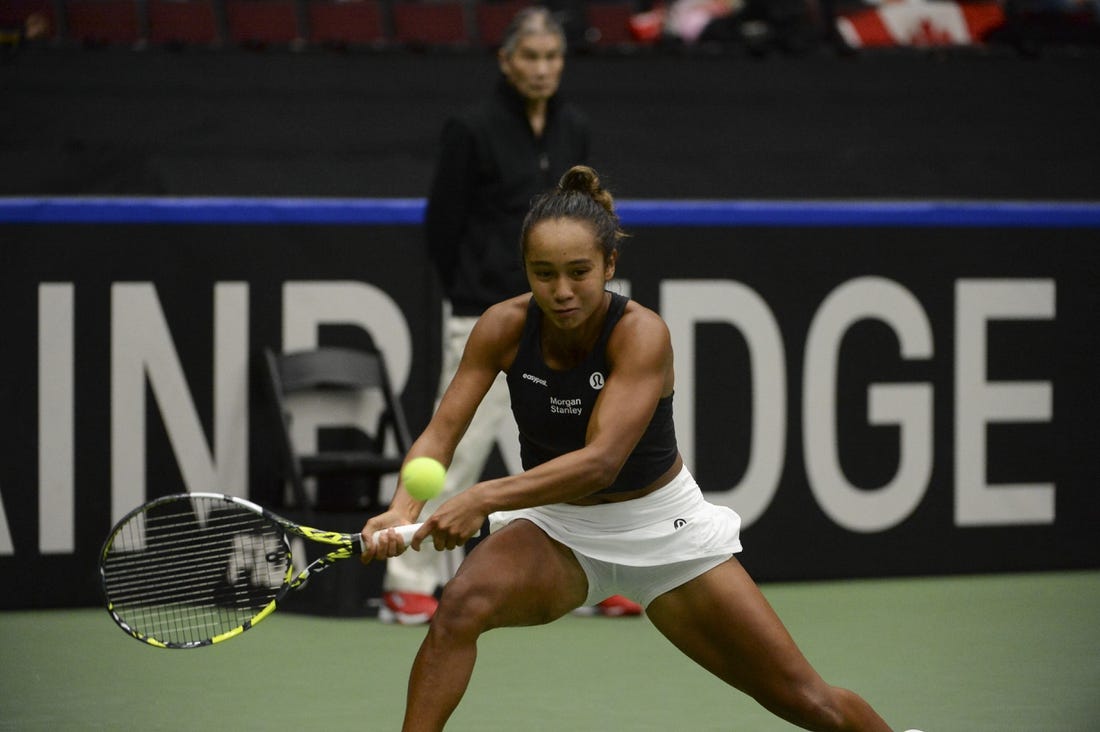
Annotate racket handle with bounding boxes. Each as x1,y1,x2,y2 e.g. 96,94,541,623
363,522,424,553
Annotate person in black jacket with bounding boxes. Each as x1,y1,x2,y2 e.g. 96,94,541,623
424,8,589,320
379,7,643,624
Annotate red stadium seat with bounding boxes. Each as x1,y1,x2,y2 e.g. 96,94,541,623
475,0,531,48
307,0,387,47
584,1,637,48
391,0,469,49
65,0,142,45
225,0,302,46
147,0,220,45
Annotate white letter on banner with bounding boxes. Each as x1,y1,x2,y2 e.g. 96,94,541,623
111,283,249,524
804,277,933,533
282,281,412,392
282,282,413,498
39,283,75,553
661,280,786,526
0,488,11,555
955,279,1055,526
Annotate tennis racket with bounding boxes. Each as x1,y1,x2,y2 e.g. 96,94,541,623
99,491,421,649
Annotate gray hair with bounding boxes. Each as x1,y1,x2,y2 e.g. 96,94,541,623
500,6,567,55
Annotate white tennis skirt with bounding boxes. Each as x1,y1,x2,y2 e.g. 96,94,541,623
488,465,742,567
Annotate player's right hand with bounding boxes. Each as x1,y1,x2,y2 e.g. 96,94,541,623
360,510,414,563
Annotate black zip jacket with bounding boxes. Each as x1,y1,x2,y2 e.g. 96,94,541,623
423,76,591,316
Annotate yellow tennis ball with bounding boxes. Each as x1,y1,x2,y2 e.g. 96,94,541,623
401,457,446,501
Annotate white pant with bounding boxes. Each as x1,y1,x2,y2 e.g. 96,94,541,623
383,313,519,595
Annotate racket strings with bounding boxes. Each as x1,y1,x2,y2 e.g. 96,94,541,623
102,497,289,647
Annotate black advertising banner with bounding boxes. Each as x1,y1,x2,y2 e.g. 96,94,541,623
2,199,1098,607
2,218,441,607
614,223,1100,581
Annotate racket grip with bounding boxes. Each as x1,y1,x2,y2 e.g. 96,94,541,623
363,522,424,553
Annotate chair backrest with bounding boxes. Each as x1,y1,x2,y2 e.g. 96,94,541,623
277,348,385,392
584,1,637,49
225,0,301,46
476,0,531,48
391,0,469,49
307,0,387,47
66,0,143,45
147,0,220,46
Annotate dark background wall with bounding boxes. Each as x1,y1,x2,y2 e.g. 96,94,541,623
3,46,1099,200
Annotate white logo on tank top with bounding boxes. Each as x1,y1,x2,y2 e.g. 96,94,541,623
522,373,547,387
589,372,605,390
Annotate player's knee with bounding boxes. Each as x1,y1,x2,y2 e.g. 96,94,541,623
431,574,496,638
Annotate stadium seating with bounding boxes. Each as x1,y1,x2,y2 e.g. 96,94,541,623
39,0,654,51
583,0,637,48
0,0,59,41
225,0,302,46
391,0,470,49
307,0,387,47
147,0,221,45
476,0,531,48
66,0,143,45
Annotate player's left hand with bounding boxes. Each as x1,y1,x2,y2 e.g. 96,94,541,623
412,493,485,552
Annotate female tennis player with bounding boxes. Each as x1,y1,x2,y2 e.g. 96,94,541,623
363,165,895,731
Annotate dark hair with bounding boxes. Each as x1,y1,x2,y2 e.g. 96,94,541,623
521,165,626,261
500,6,566,55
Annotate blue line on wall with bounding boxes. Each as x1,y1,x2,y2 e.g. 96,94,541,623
2,197,1099,227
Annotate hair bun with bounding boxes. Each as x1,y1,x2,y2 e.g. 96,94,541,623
522,165,625,259
559,165,615,217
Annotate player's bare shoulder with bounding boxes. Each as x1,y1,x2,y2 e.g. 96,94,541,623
619,299,671,342
476,295,529,340
469,295,530,370
609,299,672,363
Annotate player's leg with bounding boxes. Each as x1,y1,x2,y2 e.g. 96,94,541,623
402,519,588,732
645,557,891,732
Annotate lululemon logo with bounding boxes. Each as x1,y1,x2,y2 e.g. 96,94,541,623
673,518,687,530
589,372,605,390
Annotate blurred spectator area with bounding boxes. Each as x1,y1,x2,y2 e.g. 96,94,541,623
0,0,1096,52
0,0,656,51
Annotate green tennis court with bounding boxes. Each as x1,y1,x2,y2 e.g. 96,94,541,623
2,571,1096,731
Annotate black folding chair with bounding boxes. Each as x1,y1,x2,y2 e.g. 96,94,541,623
262,344,412,515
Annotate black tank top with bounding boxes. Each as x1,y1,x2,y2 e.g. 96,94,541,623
506,292,678,496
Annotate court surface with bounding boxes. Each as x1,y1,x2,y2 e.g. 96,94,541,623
2,570,1097,731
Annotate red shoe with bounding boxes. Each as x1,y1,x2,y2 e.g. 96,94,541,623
596,594,644,616
378,591,438,625
574,594,644,617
